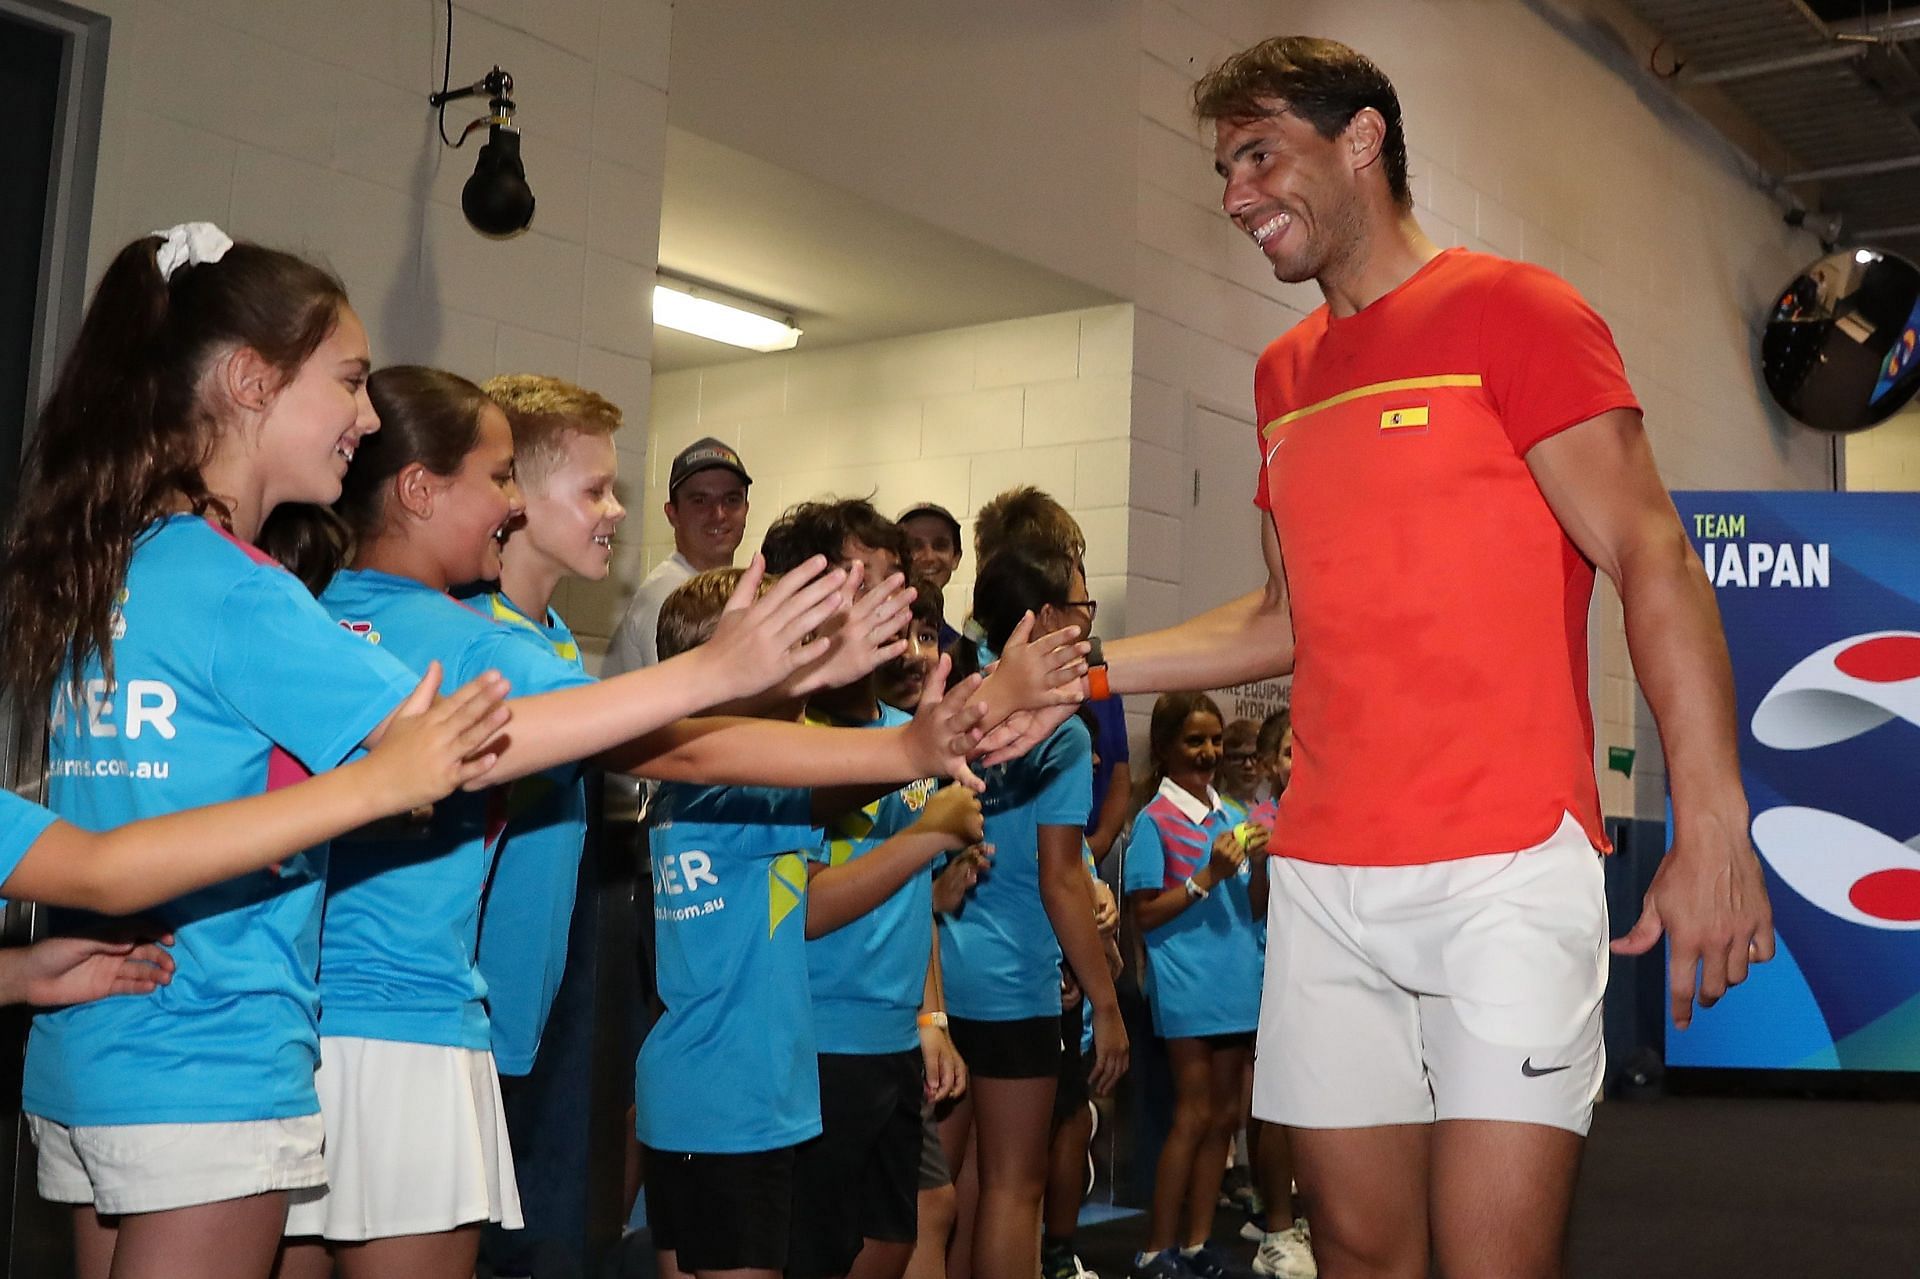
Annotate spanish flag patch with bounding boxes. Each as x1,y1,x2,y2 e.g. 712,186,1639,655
1379,405,1429,432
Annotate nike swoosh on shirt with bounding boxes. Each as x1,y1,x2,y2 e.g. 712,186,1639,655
1264,436,1286,466
1520,1058,1572,1078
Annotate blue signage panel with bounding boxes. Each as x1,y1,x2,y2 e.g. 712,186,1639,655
1669,491,1920,1072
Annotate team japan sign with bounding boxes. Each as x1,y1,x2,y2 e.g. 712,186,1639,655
1669,491,1920,1073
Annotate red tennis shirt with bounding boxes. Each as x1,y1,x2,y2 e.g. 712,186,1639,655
1252,249,1640,866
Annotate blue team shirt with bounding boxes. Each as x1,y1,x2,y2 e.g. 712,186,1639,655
473,593,589,1075
0,791,58,889
318,569,594,1050
938,714,1093,1021
26,516,418,1125
1123,781,1263,1038
803,704,939,1055
635,782,822,1153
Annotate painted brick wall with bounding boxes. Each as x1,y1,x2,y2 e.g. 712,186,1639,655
73,0,672,649
1846,410,1920,491
1129,0,1837,819
629,305,1135,654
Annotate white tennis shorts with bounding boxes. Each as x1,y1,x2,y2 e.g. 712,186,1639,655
1254,811,1608,1136
30,1112,326,1215
283,1036,522,1241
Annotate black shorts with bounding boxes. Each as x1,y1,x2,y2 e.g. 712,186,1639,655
1052,996,1091,1126
789,1051,924,1278
947,1014,1061,1080
643,1144,796,1272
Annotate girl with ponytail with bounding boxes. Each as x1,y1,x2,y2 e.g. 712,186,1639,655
0,226,507,1279
936,545,1128,1279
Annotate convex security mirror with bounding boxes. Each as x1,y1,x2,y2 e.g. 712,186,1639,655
1762,249,1920,433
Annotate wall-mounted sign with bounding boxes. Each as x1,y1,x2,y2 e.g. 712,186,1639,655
1669,491,1920,1072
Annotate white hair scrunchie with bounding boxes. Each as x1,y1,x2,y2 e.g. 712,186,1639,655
151,221,234,282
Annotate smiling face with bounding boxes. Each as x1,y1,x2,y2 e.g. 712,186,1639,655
513,429,626,582
1163,709,1224,798
1215,105,1371,286
666,468,748,571
436,403,524,585
255,304,378,511
901,514,961,590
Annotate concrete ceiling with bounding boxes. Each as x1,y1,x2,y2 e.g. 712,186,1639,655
652,126,1117,371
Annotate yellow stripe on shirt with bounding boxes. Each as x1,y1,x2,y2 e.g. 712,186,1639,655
1263,374,1483,438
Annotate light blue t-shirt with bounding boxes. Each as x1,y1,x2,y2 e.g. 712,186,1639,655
319,569,595,1050
635,782,821,1153
803,703,940,1056
938,715,1093,1022
473,592,589,1075
0,791,59,889
1123,782,1263,1039
26,516,418,1126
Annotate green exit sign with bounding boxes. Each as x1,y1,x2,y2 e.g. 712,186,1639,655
1607,746,1635,777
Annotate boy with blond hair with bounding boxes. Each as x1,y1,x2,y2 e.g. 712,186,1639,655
474,373,627,1279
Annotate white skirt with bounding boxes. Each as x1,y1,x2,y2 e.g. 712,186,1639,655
284,1036,523,1242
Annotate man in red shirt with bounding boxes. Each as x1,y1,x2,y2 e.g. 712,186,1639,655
1084,35,1773,1279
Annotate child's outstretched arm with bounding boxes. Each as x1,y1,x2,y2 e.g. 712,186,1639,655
602,656,991,792
451,555,854,783
0,936,177,1006
806,784,985,938
684,567,917,722
776,565,915,699
3,664,511,915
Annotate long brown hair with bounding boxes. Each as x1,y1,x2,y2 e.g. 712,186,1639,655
262,365,490,593
0,235,347,705
1134,691,1225,812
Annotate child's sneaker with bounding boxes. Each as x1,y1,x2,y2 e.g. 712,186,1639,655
1129,1251,1192,1279
1238,1211,1270,1244
1252,1222,1317,1279
1179,1245,1248,1279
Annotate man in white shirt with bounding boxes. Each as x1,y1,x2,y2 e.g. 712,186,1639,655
602,437,751,675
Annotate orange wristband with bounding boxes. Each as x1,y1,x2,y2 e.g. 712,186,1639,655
1087,665,1111,702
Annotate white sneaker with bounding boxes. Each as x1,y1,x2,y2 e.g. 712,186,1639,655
1253,1223,1317,1279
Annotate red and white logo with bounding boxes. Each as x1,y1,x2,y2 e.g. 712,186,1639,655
1750,631,1920,929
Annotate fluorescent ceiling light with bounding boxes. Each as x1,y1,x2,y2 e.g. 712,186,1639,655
653,279,802,352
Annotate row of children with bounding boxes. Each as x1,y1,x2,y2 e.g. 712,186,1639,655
0,222,1084,1279
626,480,1319,1279
626,492,1124,1279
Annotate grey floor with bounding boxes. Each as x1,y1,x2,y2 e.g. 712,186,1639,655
1068,1096,1920,1278
603,1095,1920,1278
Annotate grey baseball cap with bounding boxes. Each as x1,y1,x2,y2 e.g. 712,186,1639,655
668,437,752,495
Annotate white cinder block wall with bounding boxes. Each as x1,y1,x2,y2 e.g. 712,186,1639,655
73,0,673,658
635,305,1135,640
1128,0,1837,821
1847,410,1920,490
